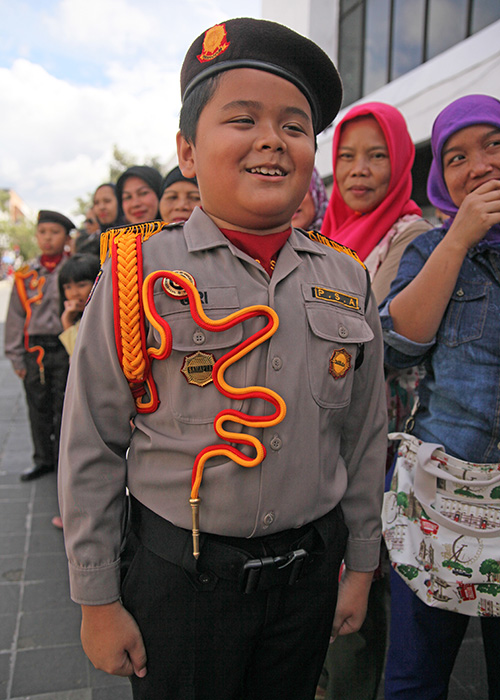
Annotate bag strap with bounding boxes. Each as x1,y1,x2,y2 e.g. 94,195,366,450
413,441,500,539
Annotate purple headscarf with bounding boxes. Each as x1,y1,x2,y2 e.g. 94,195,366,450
427,94,500,242
309,167,329,229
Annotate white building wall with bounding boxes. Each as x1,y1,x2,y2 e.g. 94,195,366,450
261,2,500,182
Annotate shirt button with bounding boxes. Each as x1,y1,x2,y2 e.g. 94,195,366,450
456,288,464,297
271,356,283,371
193,329,206,344
263,511,275,527
270,435,282,451
338,325,349,338
198,572,212,584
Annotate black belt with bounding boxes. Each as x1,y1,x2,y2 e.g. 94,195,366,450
28,334,64,350
129,495,343,594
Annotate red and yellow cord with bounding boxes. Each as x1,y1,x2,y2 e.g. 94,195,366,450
14,268,46,383
142,270,287,556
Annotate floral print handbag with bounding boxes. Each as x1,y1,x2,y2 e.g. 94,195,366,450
382,432,500,616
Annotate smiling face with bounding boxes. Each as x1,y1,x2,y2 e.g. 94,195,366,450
121,176,159,224
35,222,69,256
335,116,391,214
93,185,118,225
177,68,316,234
442,124,500,208
159,181,201,223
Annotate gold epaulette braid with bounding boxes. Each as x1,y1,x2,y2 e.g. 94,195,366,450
301,229,366,269
100,221,165,267
114,233,148,385
104,222,168,409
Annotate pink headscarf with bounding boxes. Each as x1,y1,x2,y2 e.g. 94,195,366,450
321,102,421,261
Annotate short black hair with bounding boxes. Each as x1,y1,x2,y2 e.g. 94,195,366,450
179,74,221,144
58,253,100,315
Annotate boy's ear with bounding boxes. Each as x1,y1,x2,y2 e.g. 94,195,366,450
176,130,196,179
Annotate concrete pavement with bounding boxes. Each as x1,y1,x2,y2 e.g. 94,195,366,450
0,277,489,699
0,279,131,700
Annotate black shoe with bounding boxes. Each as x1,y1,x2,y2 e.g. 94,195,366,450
20,464,55,482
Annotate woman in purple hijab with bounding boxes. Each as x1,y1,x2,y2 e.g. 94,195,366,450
379,94,500,699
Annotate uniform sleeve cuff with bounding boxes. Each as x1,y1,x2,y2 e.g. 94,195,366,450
343,537,381,572
68,560,121,605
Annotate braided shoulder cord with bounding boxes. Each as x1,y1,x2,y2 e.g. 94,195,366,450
108,222,169,412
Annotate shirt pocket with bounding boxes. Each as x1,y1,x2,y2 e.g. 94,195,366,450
305,302,374,408
438,281,489,347
153,287,246,424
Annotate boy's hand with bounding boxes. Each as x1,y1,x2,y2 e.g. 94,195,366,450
331,569,373,639
81,601,147,678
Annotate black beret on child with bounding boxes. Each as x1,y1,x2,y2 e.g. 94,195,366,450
180,17,343,135
37,210,75,233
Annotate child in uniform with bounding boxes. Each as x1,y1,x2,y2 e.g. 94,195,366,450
59,18,387,700
5,210,73,481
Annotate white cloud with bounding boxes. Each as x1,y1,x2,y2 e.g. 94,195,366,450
0,0,261,222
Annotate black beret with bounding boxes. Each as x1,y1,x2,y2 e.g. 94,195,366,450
37,210,75,233
180,17,342,135
116,165,163,202
161,167,198,196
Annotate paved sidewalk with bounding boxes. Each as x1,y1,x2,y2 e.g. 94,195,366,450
0,277,132,700
0,277,489,699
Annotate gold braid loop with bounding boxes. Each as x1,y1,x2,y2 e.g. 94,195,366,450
114,233,147,384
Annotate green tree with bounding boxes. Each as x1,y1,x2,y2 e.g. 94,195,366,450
73,145,167,219
0,218,38,261
479,558,500,582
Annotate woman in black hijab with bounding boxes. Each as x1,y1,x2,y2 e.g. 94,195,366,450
116,165,162,224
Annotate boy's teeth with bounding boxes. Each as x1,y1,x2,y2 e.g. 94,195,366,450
250,167,284,176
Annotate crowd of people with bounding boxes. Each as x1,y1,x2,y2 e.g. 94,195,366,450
3,15,500,700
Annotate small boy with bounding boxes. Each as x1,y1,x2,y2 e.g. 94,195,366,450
5,210,73,481
59,18,387,700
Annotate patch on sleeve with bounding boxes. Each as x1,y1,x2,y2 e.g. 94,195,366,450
312,286,360,310
85,269,102,306
329,349,351,379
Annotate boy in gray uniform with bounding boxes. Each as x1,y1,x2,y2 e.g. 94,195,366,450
59,18,387,700
5,210,73,481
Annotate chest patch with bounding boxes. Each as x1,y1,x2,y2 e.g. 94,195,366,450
181,351,215,387
329,348,351,380
312,286,360,310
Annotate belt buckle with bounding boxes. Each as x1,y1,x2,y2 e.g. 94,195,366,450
241,548,308,594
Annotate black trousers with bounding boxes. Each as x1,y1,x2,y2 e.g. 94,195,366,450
121,503,348,700
23,341,69,468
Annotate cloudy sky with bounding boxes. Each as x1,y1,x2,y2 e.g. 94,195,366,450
0,0,261,223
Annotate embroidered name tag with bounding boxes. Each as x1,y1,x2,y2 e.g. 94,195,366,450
312,286,360,310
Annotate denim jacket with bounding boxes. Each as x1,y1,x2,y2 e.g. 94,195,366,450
379,226,500,463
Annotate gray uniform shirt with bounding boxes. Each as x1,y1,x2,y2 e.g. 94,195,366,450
59,208,387,605
5,257,66,371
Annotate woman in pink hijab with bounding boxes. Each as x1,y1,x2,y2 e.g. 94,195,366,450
322,101,431,304
318,103,431,700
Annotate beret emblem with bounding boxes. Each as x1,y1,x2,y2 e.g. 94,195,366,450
197,23,230,63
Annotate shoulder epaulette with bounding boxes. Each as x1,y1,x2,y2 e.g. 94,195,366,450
99,220,181,267
299,228,366,269
104,220,184,413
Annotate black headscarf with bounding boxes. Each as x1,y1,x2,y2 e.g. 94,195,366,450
116,166,163,219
